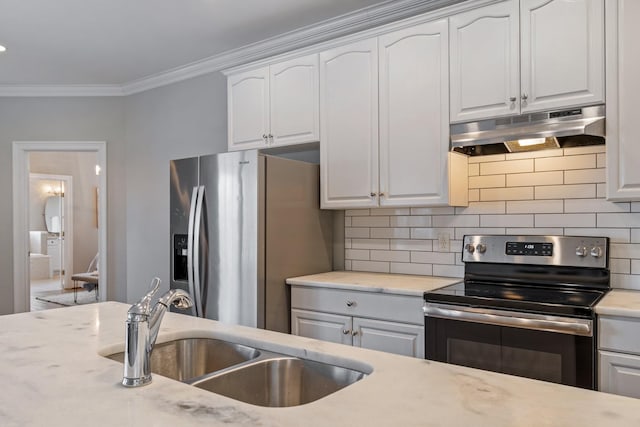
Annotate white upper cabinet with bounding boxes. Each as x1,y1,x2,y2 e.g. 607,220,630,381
379,19,465,207
449,0,604,123
227,53,319,151
449,1,520,123
320,39,379,209
606,0,640,200
520,0,604,113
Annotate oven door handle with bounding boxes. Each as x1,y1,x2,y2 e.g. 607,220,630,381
423,304,593,337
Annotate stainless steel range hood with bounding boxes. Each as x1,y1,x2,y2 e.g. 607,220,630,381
450,105,605,156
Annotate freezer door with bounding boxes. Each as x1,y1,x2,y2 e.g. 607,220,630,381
199,150,262,327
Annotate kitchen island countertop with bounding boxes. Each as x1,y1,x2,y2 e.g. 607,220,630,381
286,271,460,296
2,301,640,427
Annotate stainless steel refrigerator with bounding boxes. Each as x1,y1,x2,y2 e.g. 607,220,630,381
170,150,333,333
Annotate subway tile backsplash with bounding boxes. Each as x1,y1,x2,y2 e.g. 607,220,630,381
343,145,640,290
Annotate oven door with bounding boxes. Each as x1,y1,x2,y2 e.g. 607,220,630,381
424,303,595,389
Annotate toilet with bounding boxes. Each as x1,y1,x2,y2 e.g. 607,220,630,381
29,231,51,280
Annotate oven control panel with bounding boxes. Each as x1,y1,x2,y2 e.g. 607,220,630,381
462,235,608,268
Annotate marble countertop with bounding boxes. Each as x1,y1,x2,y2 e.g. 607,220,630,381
596,289,640,318
286,271,460,296
2,302,640,426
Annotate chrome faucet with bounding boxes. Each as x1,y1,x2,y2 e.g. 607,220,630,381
121,277,193,387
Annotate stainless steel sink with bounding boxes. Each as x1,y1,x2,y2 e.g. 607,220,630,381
191,356,367,407
105,338,260,382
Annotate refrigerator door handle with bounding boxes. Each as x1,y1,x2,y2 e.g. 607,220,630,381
193,185,206,317
186,186,199,317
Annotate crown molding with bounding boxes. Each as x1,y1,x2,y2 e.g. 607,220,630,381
1,0,499,97
0,84,124,97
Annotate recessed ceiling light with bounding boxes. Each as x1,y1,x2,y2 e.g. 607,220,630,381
0,45,6,52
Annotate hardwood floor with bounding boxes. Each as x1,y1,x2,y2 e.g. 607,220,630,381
30,277,76,311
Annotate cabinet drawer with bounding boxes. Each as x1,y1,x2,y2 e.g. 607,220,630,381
291,286,423,325
599,316,640,354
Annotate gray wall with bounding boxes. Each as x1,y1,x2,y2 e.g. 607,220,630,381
0,97,127,314
123,72,228,302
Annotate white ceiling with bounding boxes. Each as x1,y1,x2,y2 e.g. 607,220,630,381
0,0,394,86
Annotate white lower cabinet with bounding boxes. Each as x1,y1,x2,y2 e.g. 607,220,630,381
598,315,640,398
291,286,425,358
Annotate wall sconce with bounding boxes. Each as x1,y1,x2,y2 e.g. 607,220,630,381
44,184,64,197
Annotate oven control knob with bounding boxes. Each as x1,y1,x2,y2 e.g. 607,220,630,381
590,246,603,258
476,243,487,254
465,244,475,254
575,246,588,257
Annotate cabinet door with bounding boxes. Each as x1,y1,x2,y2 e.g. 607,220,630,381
599,350,640,398
269,54,320,147
606,0,640,200
320,39,379,209
353,317,425,358
520,0,604,113
227,67,270,151
291,309,352,346
378,20,452,207
449,0,520,122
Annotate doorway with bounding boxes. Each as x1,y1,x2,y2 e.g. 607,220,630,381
12,141,107,313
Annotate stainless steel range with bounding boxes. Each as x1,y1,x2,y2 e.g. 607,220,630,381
424,235,610,390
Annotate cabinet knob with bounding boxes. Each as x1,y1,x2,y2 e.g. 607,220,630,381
342,329,350,335
509,97,516,102
262,134,268,140
346,301,356,307
378,192,384,197
522,93,528,101
351,330,359,336
370,192,376,198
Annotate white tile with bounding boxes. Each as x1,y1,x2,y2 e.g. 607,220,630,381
563,145,605,155
370,250,410,263
565,199,630,213
564,169,606,184
534,213,595,228
468,163,480,176
566,228,630,243
632,203,640,213
390,262,433,276
411,251,456,265
390,239,432,251
411,207,454,215
505,149,563,160
610,273,640,290
455,228,505,240
610,244,640,259
506,171,563,187
597,213,640,228
450,239,463,253
345,227,370,238
507,200,564,214
597,153,606,168
481,215,534,228
535,154,596,171
468,189,480,202
632,260,640,275
480,159,534,175
469,175,505,189
432,215,479,228
351,260,390,274
345,209,370,216
469,154,505,164
481,187,534,201
610,258,631,274
535,184,595,199
351,239,390,250
370,228,410,239
633,229,640,243
370,208,411,216
455,201,505,215
345,249,370,261
505,228,563,235
344,216,352,227
345,238,352,249
433,264,465,278
351,216,390,227
597,183,606,198
344,260,352,270
412,228,454,240
390,216,431,227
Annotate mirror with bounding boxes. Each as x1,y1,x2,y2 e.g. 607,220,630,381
44,196,62,233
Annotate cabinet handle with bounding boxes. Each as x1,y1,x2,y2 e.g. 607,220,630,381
268,133,274,144
378,192,384,197
262,134,268,142
509,97,516,102
342,329,350,335
522,93,528,101
370,192,376,198
351,330,359,336
346,301,355,307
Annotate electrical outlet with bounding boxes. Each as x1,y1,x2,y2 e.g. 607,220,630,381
437,232,450,252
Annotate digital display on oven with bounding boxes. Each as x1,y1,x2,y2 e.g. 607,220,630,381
506,242,553,256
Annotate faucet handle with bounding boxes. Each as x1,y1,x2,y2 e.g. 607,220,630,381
128,277,161,316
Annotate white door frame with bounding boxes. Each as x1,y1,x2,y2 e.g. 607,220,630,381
13,141,107,312
29,173,74,289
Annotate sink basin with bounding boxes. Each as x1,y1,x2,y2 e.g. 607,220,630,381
105,338,260,381
191,356,367,407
